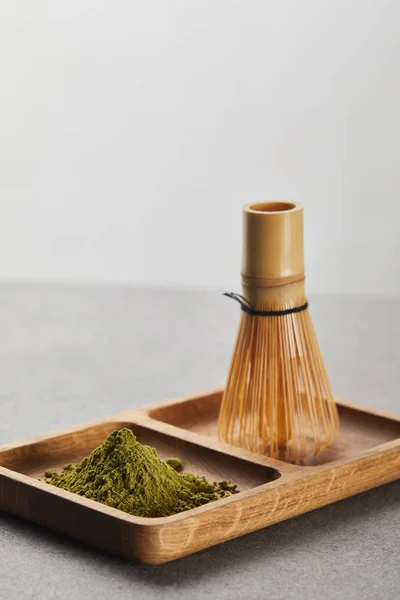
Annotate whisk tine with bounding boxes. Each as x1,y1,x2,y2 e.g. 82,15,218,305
219,309,339,461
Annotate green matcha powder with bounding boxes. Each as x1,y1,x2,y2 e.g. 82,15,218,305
45,428,238,517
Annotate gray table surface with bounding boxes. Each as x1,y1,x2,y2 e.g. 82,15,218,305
0,282,399,600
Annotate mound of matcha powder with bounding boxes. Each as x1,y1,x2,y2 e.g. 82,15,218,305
45,428,238,517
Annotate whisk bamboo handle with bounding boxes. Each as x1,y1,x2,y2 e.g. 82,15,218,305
241,201,305,307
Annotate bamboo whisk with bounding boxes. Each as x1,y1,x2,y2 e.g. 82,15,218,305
218,202,339,462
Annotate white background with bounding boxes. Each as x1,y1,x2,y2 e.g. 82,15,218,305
1,0,399,295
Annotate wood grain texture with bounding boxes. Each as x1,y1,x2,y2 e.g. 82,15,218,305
0,389,399,564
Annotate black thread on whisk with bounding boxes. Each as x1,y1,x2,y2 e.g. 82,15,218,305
224,292,309,316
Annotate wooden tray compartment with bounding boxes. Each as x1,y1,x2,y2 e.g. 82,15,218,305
0,420,279,490
148,390,400,466
1,388,399,564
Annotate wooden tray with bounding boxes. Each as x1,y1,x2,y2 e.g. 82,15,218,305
0,389,399,564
